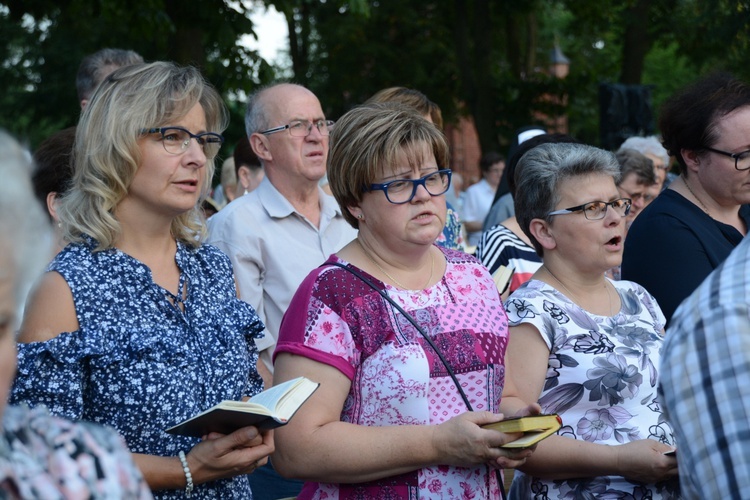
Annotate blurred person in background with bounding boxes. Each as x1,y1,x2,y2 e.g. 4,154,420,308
76,47,143,109
462,151,505,248
618,135,673,190
615,148,657,228
232,136,265,199
31,126,76,254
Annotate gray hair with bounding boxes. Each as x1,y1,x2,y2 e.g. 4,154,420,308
618,136,669,168
76,48,144,103
0,131,52,326
615,148,656,185
514,143,620,256
243,82,299,139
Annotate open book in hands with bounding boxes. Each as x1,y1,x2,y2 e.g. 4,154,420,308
482,413,562,448
166,376,320,438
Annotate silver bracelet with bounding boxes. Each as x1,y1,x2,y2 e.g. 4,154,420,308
178,450,194,498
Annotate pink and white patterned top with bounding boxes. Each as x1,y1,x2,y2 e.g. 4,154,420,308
275,246,509,499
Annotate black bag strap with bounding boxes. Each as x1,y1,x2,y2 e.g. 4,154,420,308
322,261,473,412
321,260,507,500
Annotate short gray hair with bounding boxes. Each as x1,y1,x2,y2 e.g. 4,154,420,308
514,143,620,256
76,48,144,103
0,131,52,325
618,135,669,168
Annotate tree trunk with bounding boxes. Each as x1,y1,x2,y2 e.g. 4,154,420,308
620,0,651,84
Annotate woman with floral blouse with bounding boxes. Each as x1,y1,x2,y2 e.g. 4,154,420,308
501,143,680,499
10,62,272,499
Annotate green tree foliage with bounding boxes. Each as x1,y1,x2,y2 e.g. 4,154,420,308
0,0,275,149
3,0,748,157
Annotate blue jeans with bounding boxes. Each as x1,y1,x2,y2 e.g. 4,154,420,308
248,460,304,500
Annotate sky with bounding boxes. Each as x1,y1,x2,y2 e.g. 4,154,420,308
243,5,288,64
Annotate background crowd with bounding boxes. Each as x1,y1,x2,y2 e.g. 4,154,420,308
2,45,750,500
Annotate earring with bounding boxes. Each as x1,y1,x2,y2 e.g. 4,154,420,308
357,214,364,220
244,189,249,196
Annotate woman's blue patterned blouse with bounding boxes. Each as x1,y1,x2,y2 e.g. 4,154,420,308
11,238,265,499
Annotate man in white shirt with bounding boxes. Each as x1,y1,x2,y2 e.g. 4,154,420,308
208,83,356,386
207,83,356,500
462,151,505,247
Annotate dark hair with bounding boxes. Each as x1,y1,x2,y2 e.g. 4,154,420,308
615,148,656,186
32,126,77,220
659,72,750,175
503,133,580,200
233,137,262,177
76,48,144,102
479,151,504,173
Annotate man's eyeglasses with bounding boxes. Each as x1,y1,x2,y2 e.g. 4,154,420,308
703,146,750,171
618,187,650,204
547,197,632,220
368,169,452,204
141,127,224,159
259,119,334,138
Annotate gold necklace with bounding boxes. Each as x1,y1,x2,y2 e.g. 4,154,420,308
542,265,613,316
358,238,434,290
683,177,710,215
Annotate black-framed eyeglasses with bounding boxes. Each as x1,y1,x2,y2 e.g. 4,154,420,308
703,146,750,171
368,169,452,204
547,197,632,220
141,127,224,159
259,119,334,137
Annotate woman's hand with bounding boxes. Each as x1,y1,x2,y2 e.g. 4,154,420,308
187,425,274,484
432,411,535,470
614,439,679,483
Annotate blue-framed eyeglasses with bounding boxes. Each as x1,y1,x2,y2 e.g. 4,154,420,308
259,119,334,137
368,169,452,204
141,127,224,159
703,146,750,171
546,197,632,220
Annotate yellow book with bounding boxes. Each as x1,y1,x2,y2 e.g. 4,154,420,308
493,265,515,295
482,414,562,448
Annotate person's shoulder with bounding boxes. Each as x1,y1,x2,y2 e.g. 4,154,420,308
208,190,265,226
191,242,232,268
626,191,695,237
51,240,96,270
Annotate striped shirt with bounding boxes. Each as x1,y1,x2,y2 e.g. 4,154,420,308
659,234,750,499
476,223,541,293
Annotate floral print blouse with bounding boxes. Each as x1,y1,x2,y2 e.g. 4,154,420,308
505,279,680,499
276,247,509,499
10,238,265,499
1,404,152,499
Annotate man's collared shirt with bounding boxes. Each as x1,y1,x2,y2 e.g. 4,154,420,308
207,177,357,373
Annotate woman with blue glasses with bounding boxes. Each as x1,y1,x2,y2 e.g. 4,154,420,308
271,102,540,499
502,143,680,499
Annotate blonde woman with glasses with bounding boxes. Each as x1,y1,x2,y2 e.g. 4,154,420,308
11,62,272,499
